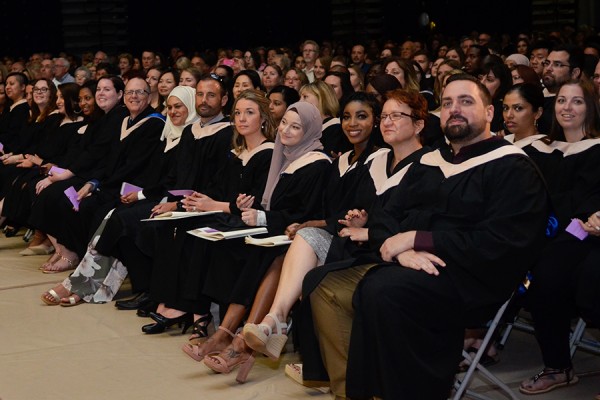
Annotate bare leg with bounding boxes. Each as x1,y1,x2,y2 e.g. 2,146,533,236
233,255,285,354
260,236,318,331
39,235,62,269
247,254,284,324
155,303,185,319
43,242,79,273
28,230,45,247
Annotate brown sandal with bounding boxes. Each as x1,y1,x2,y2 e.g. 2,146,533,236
203,333,256,383
519,367,579,395
181,325,235,362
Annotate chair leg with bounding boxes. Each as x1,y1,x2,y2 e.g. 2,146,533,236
453,297,520,400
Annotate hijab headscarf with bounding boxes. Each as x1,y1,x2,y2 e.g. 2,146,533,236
261,101,323,210
160,85,200,152
506,54,530,67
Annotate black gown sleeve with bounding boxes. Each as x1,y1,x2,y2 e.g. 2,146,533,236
265,159,332,234
0,102,30,153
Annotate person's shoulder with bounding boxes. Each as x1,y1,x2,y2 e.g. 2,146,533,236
108,105,128,119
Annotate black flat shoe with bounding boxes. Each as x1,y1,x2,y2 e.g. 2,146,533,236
144,312,192,334
115,292,152,310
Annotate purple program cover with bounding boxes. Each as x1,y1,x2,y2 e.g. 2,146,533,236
120,182,143,196
168,189,194,197
566,218,588,240
49,166,66,176
0,142,4,153
64,186,80,211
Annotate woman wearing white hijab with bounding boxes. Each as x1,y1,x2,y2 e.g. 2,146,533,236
41,86,199,306
160,85,199,153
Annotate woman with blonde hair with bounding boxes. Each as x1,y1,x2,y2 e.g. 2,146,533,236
299,80,352,157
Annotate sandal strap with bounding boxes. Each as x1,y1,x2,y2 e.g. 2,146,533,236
191,314,213,335
265,312,287,335
47,289,61,302
533,367,574,383
218,325,236,338
195,313,213,325
61,256,76,267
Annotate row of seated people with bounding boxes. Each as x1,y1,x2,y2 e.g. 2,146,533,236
239,76,600,398
1,64,599,398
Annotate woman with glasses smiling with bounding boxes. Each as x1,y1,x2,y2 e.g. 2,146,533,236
2,79,58,164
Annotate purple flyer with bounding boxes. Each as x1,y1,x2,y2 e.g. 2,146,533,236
168,189,194,197
120,182,143,196
64,186,80,211
49,166,66,176
565,218,588,240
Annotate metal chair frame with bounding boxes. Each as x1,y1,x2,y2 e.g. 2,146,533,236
452,294,520,400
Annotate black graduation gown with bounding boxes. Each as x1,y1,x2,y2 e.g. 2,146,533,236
538,95,555,136
346,137,549,399
320,117,352,157
0,101,30,153
51,106,164,257
524,138,600,369
148,143,274,312
319,147,376,232
2,118,85,225
93,120,235,294
28,105,127,236
201,153,332,308
490,98,504,133
0,113,63,200
420,112,445,149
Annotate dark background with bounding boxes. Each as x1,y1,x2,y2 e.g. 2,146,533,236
0,0,595,59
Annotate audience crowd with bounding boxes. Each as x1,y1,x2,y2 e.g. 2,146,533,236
1,26,600,399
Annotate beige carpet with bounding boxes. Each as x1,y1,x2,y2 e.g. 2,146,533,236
1,232,599,400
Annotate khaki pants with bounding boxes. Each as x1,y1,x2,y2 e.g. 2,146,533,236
310,264,375,398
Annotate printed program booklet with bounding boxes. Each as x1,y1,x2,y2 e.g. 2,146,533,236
187,226,268,241
245,234,292,247
141,210,222,221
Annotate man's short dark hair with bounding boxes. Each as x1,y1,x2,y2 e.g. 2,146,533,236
445,73,492,105
530,40,553,53
552,43,585,71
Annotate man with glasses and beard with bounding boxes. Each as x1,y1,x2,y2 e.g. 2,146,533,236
538,44,583,133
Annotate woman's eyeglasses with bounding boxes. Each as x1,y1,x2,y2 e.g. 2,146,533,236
380,112,418,122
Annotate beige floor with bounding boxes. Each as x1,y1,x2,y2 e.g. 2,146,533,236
1,232,599,400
